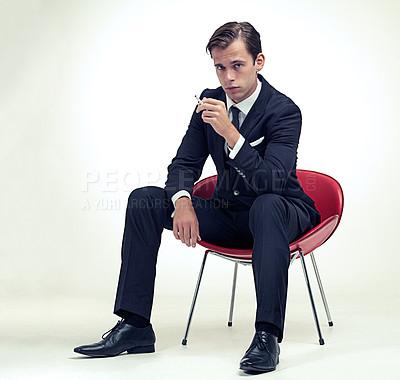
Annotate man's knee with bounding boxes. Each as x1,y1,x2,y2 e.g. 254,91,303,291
250,193,286,221
127,186,168,210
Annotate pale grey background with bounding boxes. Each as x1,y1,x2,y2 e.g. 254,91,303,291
0,0,399,379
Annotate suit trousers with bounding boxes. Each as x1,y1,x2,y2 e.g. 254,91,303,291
113,186,313,342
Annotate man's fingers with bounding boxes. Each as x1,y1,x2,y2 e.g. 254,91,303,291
202,98,222,106
176,223,199,247
201,112,220,126
174,221,190,246
175,223,187,245
197,98,224,113
173,221,181,240
190,224,198,248
183,224,191,247
201,110,217,121
201,104,218,114
196,97,207,113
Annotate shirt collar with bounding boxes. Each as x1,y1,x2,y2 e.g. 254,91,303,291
226,78,262,115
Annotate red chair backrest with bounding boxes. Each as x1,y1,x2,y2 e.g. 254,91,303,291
193,170,344,225
296,170,344,224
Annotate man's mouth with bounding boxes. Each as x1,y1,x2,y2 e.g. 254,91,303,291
226,86,240,91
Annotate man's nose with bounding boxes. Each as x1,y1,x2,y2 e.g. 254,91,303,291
226,68,235,81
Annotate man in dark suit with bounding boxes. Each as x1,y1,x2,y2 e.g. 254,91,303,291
74,21,320,373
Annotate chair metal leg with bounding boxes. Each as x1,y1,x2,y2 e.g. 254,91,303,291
290,251,300,266
299,250,325,345
228,262,239,327
182,251,208,345
310,251,333,326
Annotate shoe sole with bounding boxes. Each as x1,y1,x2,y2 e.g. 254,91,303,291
74,344,155,357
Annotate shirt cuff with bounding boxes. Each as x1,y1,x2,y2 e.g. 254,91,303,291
228,134,245,159
171,190,191,218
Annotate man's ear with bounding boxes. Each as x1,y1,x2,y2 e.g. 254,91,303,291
255,53,265,72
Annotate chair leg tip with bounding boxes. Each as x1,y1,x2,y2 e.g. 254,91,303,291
319,338,325,345
329,321,333,327
182,339,187,345
228,322,232,327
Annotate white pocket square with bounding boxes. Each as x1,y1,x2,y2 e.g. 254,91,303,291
249,136,265,147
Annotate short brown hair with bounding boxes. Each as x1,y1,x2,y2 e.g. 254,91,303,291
206,21,262,63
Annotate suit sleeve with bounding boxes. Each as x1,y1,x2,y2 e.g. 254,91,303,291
164,107,209,203
227,103,301,195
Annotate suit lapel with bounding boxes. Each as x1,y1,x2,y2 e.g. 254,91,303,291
238,75,269,138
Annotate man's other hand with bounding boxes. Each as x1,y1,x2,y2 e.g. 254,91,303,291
173,197,201,248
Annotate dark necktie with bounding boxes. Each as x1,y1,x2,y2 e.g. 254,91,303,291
225,106,241,157
231,106,240,130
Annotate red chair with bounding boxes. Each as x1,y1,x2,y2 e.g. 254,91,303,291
182,170,344,346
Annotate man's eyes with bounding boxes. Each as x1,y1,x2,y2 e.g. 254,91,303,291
216,64,243,70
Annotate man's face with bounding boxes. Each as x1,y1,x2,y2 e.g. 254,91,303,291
211,38,265,103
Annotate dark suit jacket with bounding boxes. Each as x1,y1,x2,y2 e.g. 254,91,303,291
164,74,320,227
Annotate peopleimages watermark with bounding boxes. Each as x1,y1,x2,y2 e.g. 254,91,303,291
80,169,230,211
81,169,318,211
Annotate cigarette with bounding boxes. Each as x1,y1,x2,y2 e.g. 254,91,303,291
195,95,203,105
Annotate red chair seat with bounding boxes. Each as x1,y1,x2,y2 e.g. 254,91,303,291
193,170,343,259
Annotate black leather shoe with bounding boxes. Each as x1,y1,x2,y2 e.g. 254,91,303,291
74,320,156,357
239,331,280,373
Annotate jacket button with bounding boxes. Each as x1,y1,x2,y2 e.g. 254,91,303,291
233,190,240,196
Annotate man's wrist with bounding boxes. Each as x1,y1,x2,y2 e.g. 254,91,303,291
175,196,191,207
226,128,241,149
171,190,192,218
171,190,191,207
228,134,245,159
